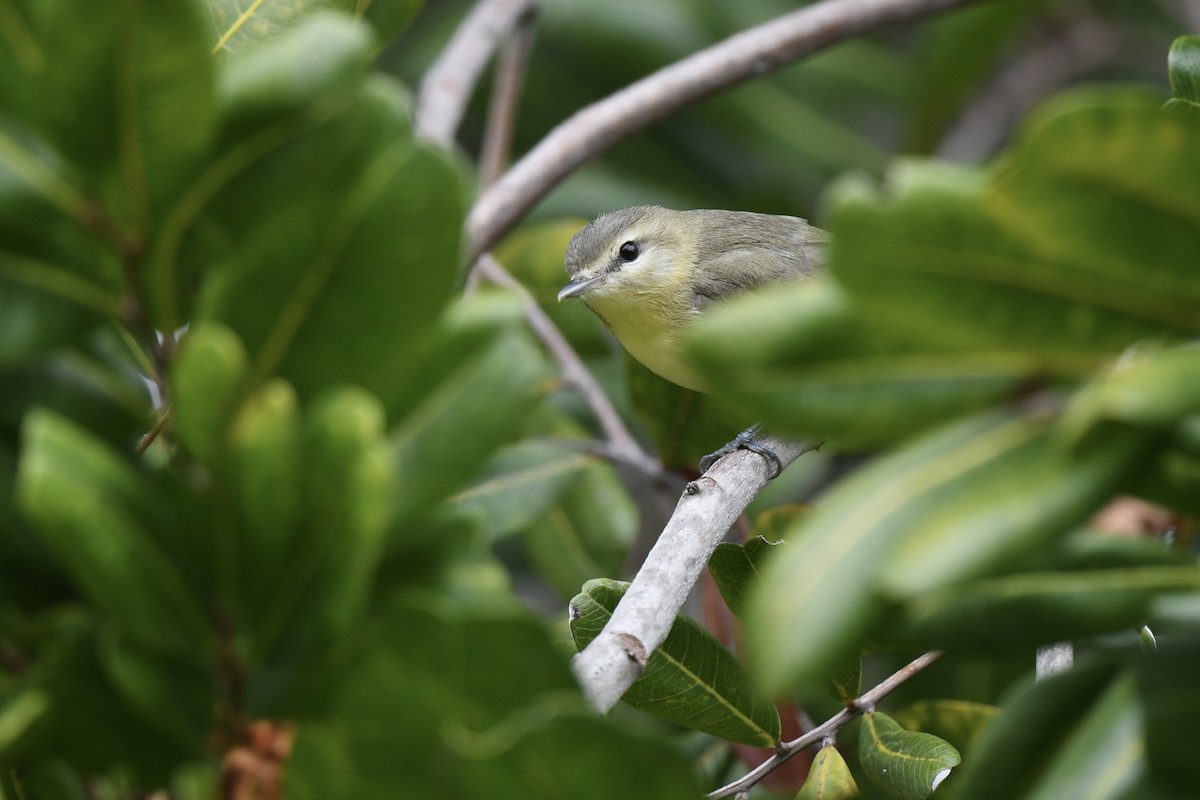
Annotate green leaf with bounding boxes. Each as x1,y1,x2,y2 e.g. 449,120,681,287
213,12,375,139
689,276,1078,447
748,406,1143,691
15,411,210,652
569,578,780,747
890,700,1000,760
447,440,591,541
1139,637,1200,794
796,745,860,800
949,658,1123,799
195,76,467,399
1168,36,1200,108
521,457,638,597
709,536,782,618
1022,672,1145,800
390,296,548,530
858,711,960,800
206,0,418,54
1061,343,1200,449
889,567,1200,652
879,421,1148,599
228,377,303,613
170,321,248,467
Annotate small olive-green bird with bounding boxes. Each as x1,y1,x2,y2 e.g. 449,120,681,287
558,205,827,392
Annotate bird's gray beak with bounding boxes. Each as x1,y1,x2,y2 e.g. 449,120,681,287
557,275,603,302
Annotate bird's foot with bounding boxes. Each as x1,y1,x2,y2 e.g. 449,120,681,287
699,425,784,479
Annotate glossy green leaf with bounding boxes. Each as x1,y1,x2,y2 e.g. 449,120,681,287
796,745,860,800
1061,343,1200,449
1023,672,1145,800
570,579,781,747
213,12,375,139
1139,638,1200,794
749,406,1142,691
206,0,419,54
949,658,1123,799
879,422,1148,599
15,411,210,652
391,299,548,529
195,76,467,399
858,711,960,800
987,90,1200,327
228,378,303,612
447,440,591,541
709,536,782,618
891,700,1000,760
890,567,1200,652
170,321,248,467
1168,36,1200,108
522,457,638,597
689,277,1085,447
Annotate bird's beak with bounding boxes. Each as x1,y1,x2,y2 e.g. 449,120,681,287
557,275,603,302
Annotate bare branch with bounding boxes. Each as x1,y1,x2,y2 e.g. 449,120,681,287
466,0,990,259
479,7,539,187
475,255,663,477
571,436,819,713
708,651,943,799
416,0,539,147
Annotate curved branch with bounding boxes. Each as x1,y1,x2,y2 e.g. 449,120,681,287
571,436,819,713
465,0,989,259
416,0,539,147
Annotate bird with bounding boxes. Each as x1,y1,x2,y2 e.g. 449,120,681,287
558,205,827,475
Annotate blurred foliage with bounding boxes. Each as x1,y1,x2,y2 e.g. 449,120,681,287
0,0,1198,798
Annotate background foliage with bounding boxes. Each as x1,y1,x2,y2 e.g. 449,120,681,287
0,0,1197,798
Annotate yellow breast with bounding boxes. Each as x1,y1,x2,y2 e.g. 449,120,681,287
584,290,706,392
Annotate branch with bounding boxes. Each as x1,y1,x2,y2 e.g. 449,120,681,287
465,0,989,259
475,255,662,478
708,650,943,799
415,0,539,147
571,436,819,713
479,7,539,187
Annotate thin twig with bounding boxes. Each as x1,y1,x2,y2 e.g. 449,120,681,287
136,405,174,455
476,255,663,477
465,0,989,260
571,437,819,712
479,6,539,188
416,0,539,147
707,650,943,799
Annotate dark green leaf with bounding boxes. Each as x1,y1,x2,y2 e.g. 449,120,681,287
858,711,960,800
709,536,782,618
390,296,548,529
890,700,1000,760
521,457,638,597
15,411,210,652
170,321,248,467
570,578,780,747
889,566,1200,652
1020,672,1145,800
1168,36,1200,108
447,440,591,541
796,745,860,800
195,76,467,398
949,658,1123,799
1139,637,1200,794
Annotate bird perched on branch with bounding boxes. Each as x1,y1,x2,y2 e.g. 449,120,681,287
558,205,827,475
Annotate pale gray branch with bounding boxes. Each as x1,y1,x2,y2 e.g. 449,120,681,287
479,7,539,187
416,0,539,147
466,0,989,259
571,437,819,713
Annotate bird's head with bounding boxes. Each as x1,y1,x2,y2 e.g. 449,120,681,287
558,206,692,308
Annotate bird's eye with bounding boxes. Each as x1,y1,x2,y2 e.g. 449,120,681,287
618,241,639,262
